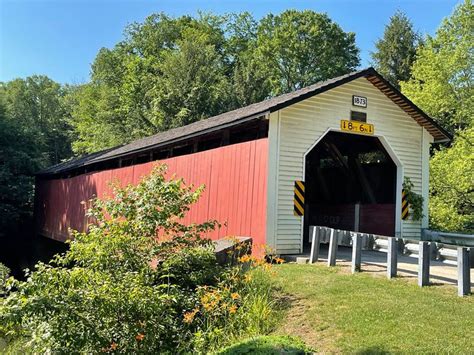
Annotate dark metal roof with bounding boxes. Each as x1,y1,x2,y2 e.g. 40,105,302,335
38,67,451,176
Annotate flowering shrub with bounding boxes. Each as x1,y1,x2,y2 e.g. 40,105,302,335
0,165,279,353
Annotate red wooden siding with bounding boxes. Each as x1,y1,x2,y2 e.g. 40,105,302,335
35,138,269,247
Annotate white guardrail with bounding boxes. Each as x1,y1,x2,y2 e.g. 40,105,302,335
308,226,472,297
421,229,474,248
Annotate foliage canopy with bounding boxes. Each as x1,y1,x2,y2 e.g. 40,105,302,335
371,10,422,89
0,101,42,231
401,0,473,133
429,128,474,232
71,10,360,153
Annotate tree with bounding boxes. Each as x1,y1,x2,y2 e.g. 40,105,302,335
429,128,474,233
371,11,422,89
226,13,271,107
70,11,361,153
151,29,231,129
255,10,360,95
0,100,42,232
0,76,73,166
401,0,473,133
70,13,231,153
68,82,131,154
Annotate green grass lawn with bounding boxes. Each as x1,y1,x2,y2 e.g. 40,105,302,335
272,264,474,353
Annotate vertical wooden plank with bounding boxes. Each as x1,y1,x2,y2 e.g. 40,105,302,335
418,241,431,287
207,148,219,240
249,140,257,240
257,139,269,247
228,144,237,236
220,145,231,237
249,139,267,248
387,237,398,279
239,141,251,236
457,247,471,297
247,140,257,239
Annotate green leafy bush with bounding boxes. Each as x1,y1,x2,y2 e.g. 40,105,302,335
0,165,278,353
217,335,312,355
403,176,424,221
429,128,474,233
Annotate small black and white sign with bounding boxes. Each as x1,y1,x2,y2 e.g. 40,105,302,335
352,95,367,108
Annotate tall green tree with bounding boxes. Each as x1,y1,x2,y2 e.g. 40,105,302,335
68,83,126,154
400,1,473,232
226,12,271,107
152,30,231,129
71,13,231,154
0,76,73,166
0,101,42,231
0,76,73,236
70,10,361,153
371,11,422,89
429,128,474,233
255,10,360,95
401,0,473,132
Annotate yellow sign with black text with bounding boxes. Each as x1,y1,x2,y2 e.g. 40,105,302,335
340,120,374,135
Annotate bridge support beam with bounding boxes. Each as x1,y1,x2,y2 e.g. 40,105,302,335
457,247,471,297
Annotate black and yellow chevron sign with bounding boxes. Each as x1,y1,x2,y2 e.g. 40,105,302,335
294,180,305,216
401,190,409,220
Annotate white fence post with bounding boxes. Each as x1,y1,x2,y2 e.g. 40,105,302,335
457,247,471,296
387,237,398,279
328,228,337,266
418,241,431,286
351,232,362,273
309,226,321,264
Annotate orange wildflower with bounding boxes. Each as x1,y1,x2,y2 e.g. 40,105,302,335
183,309,198,323
110,342,118,350
135,333,145,341
229,304,237,314
238,254,251,263
231,292,240,300
203,300,218,311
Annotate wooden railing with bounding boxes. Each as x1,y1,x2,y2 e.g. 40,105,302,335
308,226,472,297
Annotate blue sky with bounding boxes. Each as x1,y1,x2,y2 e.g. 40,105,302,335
0,0,460,84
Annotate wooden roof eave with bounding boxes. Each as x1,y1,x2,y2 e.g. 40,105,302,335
365,73,451,143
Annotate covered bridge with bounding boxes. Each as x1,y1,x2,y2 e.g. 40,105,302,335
35,68,450,254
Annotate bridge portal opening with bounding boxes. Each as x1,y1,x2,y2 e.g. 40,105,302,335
303,131,397,247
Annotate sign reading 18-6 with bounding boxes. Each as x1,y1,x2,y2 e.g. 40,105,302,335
352,95,367,108
340,120,374,135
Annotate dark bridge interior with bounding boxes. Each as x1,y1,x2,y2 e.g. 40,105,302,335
303,131,396,246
